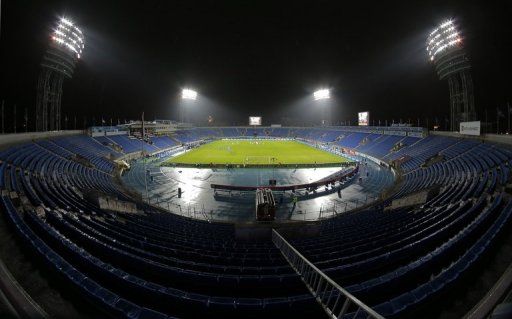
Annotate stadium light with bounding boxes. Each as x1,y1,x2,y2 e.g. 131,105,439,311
182,89,197,100
426,19,462,62
51,17,85,59
313,89,330,101
426,18,475,131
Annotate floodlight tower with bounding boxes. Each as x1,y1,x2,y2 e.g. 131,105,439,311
313,89,330,101
427,19,475,131
36,17,84,131
314,89,331,125
182,89,197,101
180,88,197,123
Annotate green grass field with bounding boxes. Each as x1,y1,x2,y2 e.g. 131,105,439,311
163,140,349,167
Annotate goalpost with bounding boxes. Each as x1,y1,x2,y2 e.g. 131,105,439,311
244,156,274,165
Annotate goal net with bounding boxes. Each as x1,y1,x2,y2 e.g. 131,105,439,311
244,156,274,165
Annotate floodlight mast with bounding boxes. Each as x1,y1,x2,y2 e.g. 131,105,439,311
427,19,475,131
36,17,85,131
182,89,197,100
314,89,330,101
313,89,331,125
180,88,197,123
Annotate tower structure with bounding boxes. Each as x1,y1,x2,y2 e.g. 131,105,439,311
36,17,84,131
427,19,475,131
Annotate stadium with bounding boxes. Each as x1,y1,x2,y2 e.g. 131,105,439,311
0,2,512,319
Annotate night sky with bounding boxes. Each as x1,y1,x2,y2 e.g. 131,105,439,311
0,0,511,129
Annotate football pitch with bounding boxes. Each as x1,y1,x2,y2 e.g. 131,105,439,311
163,139,350,167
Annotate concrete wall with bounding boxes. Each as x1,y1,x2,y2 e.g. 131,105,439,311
119,151,143,161
0,130,83,150
387,190,429,210
430,130,512,146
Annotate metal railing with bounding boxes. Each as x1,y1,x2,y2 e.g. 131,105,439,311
272,229,385,319
144,192,381,223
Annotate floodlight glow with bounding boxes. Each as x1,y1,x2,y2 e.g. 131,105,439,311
426,19,462,62
51,17,84,59
61,17,73,26
182,89,197,100
313,89,330,100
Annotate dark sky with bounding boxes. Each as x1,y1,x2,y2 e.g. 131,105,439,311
0,0,511,128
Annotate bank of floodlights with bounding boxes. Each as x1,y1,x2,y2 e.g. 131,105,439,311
51,17,85,59
182,89,198,100
313,89,330,101
426,19,462,62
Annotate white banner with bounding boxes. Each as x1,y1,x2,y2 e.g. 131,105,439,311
459,121,480,136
